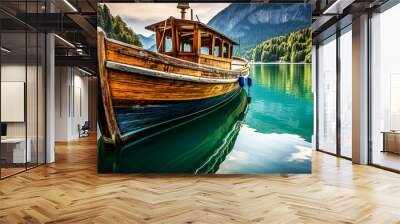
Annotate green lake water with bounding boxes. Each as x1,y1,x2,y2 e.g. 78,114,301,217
99,64,313,174
218,63,313,174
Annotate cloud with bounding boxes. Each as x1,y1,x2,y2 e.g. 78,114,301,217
217,125,312,174
287,146,312,162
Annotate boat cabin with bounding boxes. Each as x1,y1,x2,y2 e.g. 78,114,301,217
145,16,238,70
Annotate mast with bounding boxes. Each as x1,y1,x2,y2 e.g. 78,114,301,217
177,3,190,20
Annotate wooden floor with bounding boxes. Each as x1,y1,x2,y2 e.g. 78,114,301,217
1,136,400,223
1,167,26,178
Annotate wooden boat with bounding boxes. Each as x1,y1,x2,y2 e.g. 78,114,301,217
98,4,250,145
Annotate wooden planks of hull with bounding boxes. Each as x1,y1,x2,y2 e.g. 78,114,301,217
114,88,242,139
108,69,239,103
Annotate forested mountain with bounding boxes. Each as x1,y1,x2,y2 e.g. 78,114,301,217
248,28,312,63
97,4,142,47
208,3,311,56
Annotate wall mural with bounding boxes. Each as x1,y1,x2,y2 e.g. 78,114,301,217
97,3,313,174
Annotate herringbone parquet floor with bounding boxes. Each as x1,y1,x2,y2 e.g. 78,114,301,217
1,136,400,223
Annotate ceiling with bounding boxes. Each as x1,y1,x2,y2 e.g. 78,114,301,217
311,0,391,43
0,0,97,73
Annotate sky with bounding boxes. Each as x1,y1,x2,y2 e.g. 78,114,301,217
104,3,230,36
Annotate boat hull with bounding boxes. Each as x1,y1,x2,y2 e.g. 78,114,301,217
114,86,241,140
106,65,241,142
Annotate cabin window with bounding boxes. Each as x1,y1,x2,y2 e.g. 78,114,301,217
179,29,194,53
214,38,222,57
201,32,212,55
165,36,173,53
183,40,192,52
158,28,173,53
223,42,230,58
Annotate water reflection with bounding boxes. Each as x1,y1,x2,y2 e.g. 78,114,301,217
245,64,313,142
252,64,313,102
218,64,313,174
116,90,248,173
217,126,312,174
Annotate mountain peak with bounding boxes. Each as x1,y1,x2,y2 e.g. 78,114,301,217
207,3,311,55
138,33,156,49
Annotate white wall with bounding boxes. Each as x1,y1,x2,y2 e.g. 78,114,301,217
1,65,26,138
55,66,69,141
72,72,89,138
1,63,46,164
1,65,35,138
54,66,89,141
